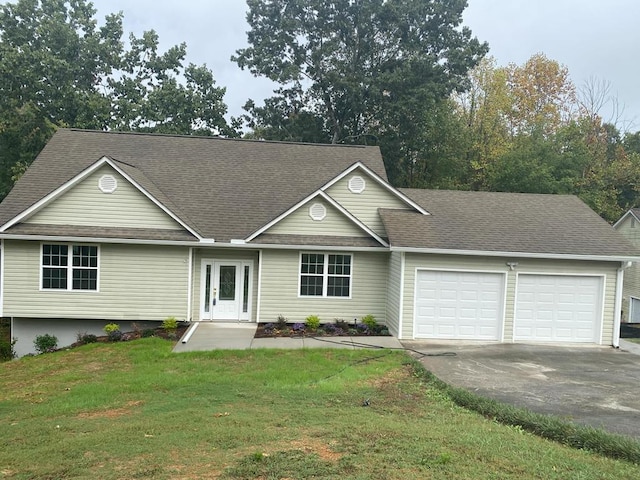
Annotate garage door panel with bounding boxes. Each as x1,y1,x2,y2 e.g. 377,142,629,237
515,274,602,343
415,270,504,340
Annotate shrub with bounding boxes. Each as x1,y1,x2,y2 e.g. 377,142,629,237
77,332,98,344
162,317,178,332
334,319,349,330
264,322,275,334
323,323,338,334
0,337,16,361
292,322,305,333
276,314,288,329
34,334,58,354
103,323,122,342
141,329,156,338
305,315,321,331
361,314,377,329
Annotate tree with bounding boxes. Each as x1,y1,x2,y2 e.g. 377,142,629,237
0,0,236,198
234,0,488,185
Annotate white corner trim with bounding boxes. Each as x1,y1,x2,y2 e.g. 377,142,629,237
256,249,263,323
613,262,629,347
0,239,4,318
244,190,389,247
320,162,430,215
397,251,405,339
187,247,193,322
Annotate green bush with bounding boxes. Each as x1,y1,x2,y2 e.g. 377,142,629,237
0,337,16,361
305,315,320,331
361,314,377,329
276,314,288,329
34,334,58,354
103,323,122,342
162,317,178,332
141,329,156,338
78,333,98,344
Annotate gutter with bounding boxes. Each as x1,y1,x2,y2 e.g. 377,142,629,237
613,261,633,348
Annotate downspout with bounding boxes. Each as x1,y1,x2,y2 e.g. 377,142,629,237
256,250,263,323
186,247,193,321
613,261,632,348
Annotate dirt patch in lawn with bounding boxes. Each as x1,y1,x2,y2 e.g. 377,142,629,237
77,400,144,419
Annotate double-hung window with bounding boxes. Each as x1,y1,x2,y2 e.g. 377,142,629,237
42,244,98,291
300,253,351,297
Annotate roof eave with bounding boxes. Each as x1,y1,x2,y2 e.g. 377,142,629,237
389,245,640,263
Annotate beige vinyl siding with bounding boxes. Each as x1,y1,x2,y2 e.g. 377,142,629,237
401,253,618,345
325,169,411,235
615,216,640,321
191,248,260,321
259,249,388,324
26,165,183,230
266,199,366,237
3,240,189,320
385,251,403,337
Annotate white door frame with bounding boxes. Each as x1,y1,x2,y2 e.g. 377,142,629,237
200,258,254,321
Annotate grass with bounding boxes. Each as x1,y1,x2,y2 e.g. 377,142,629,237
0,339,639,479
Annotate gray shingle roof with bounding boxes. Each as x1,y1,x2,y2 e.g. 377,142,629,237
0,129,387,241
379,189,640,258
5,223,198,242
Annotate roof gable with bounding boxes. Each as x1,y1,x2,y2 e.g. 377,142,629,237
323,164,423,236
0,156,200,239
0,129,388,242
247,191,388,247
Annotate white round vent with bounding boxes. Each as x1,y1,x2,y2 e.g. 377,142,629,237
309,202,327,221
348,175,366,194
98,174,118,193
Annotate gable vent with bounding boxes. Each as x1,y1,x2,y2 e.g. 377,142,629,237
309,202,327,221
348,175,366,194
98,174,118,193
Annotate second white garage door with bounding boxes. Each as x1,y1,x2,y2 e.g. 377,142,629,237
414,270,505,340
514,274,603,343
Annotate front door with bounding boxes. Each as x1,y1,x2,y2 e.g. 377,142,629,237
201,259,253,321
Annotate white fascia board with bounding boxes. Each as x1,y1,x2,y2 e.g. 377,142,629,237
0,156,204,241
389,245,640,263
104,158,203,240
613,209,640,229
0,157,112,232
320,161,430,215
244,190,388,247
317,191,389,247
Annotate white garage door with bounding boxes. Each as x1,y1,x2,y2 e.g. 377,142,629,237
414,270,505,340
514,274,602,343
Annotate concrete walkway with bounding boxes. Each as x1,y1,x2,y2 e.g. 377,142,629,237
172,321,404,353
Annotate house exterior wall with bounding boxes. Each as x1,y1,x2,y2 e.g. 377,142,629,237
400,253,619,345
266,200,366,237
325,170,410,236
3,240,189,320
258,249,388,324
385,251,403,337
190,248,260,322
25,165,183,230
614,215,640,321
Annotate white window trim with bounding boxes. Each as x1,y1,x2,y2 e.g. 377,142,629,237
298,252,353,299
40,243,100,292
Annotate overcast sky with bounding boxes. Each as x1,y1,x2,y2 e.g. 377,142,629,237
91,0,640,133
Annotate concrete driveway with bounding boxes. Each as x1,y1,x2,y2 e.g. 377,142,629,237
403,341,640,439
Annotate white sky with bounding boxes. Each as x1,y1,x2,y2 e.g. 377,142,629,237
91,0,640,133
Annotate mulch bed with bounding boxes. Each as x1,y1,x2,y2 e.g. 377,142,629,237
67,324,190,349
254,322,390,339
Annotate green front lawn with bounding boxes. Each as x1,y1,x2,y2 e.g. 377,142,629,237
0,339,638,479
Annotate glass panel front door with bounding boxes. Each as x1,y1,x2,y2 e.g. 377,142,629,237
200,259,252,321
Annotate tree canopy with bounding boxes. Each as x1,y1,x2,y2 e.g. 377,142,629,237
0,0,237,198
234,0,488,185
